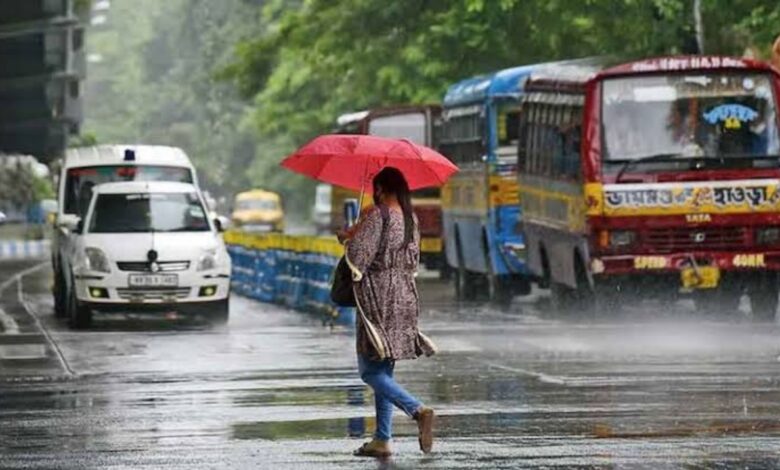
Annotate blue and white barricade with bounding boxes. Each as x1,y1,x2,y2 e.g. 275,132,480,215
224,231,355,326
0,239,50,260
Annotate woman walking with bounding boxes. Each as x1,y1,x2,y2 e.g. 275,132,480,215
340,167,436,457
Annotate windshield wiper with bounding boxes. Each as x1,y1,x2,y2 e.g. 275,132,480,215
708,153,780,161
614,153,683,183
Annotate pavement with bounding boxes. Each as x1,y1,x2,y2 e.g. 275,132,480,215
2,261,780,468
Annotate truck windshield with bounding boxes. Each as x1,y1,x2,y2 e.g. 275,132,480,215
602,72,780,165
89,192,210,233
64,165,193,217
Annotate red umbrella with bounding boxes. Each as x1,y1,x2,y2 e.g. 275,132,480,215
281,134,458,192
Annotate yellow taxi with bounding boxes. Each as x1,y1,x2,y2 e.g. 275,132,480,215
231,189,284,232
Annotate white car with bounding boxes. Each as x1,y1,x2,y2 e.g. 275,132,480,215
65,181,231,328
0,211,6,225
53,145,199,319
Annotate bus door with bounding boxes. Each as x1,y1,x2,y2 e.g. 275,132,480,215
487,98,525,276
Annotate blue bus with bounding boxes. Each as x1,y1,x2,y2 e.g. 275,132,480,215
437,64,542,302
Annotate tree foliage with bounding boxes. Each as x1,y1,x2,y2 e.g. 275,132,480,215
84,0,780,217
84,0,272,209
227,0,780,146
0,162,53,211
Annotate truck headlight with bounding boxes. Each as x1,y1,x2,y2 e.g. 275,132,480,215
756,227,780,244
609,230,636,247
84,247,111,273
197,251,218,271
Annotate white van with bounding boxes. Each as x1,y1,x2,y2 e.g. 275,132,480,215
52,145,204,324
64,181,231,327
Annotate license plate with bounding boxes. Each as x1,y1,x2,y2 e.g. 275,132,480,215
681,266,720,289
420,237,442,253
128,274,178,287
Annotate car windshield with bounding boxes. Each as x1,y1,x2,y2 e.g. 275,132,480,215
602,72,780,163
89,192,210,233
64,165,193,217
236,199,278,210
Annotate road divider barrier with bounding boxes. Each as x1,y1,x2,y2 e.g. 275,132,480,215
224,231,355,326
0,240,50,260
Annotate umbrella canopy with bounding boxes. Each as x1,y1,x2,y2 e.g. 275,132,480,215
281,134,458,192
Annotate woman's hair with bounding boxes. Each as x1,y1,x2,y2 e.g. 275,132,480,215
373,167,415,245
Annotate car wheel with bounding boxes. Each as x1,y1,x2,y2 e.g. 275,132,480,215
53,269,67,318
209,298,229,325
66,283,92,329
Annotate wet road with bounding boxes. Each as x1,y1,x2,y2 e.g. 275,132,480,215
2,262,780,468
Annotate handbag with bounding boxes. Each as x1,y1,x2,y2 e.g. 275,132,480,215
330,257,356,306
330,206,390,307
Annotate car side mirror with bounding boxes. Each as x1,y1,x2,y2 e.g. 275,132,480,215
58,214,81,232
75,219,84,234
213,218,224,233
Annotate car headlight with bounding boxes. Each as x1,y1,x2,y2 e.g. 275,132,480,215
197,251,218,271
84,247,111,273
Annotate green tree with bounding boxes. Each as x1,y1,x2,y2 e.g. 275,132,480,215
227,0,780,145
83,0,281,210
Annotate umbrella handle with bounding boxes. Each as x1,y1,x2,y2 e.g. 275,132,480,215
358,162,370,219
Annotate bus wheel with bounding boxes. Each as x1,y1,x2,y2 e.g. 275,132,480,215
550,282,576,314
748,273,778,322
487,274,513,307
513,275,532,296
553,256,596,320
439,262,453,281
455,267,478,301
693,282,741,317
454,241,477,301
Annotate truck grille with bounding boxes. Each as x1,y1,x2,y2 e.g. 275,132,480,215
643,226,748,253
116,288,191,300
117,261,190,272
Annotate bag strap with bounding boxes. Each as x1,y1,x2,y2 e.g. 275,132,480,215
355,205,392,360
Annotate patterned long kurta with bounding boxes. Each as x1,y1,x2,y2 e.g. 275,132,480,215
346,205,431,361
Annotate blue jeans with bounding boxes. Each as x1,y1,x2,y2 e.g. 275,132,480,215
358,355,423,441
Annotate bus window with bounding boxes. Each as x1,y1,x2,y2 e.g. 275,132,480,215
517,109,529,172
438,110,484,165
497,103,521,152
563,107,583,180
542,104,555,177
551,105,566,177
526,103,539,174
368,113,427,145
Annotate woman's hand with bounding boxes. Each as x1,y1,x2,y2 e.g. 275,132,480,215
337,224,358,244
